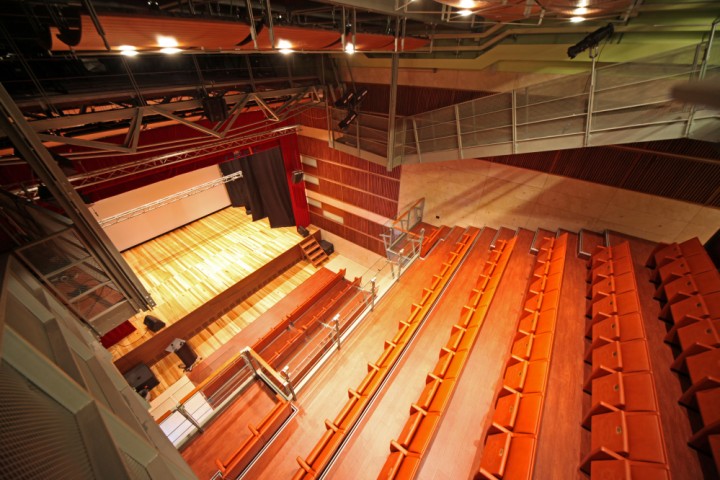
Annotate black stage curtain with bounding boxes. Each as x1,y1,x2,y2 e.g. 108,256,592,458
227,146,295,228
219,158,249,209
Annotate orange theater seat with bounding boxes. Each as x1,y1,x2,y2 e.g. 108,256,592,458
580,410,667,473
651,237,706,269
490,392,543,436
586,312,645,351
589,291,640,325
502,359,548,395
658,270,720,303
518,309,556,335
589,256,633,285
585,340,651,391
511,332,553,361
590,459,670,479
664,292,720,323
477,432,535,479
591,242,631,269
654,254,716,286
670,319,720,371
587,272,636,304
582,371,658,428
688,388,720,452
679,348,720,406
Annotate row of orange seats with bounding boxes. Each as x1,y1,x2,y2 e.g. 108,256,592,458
215,394,293,479
647,237,720,475
421,225,448,258
581,242,670,478
263,276,362,371
476,233,568,480
292,228,479,480
379,236,518,480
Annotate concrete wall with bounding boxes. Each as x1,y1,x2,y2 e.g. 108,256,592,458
399,158,719,243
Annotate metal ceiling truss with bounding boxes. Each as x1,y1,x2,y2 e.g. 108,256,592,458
12,86,322,154
99,170,245,227
68,124,300,189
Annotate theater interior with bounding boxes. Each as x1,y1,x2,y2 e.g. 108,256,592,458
0,0,719,479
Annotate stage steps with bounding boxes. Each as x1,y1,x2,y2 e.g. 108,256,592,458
300,236,329,268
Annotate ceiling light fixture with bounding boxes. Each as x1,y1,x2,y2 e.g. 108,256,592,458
277,39,293,54
570,16,585,23
118,45,138,56
458,9,473,16
573,7,588,15
157,35,179,48
160,47,181,54
344,43,355,54
459,0,475,7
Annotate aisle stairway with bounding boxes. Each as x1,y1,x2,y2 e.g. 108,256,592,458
301,236,329,268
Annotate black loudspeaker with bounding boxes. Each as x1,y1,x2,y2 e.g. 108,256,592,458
202,96,228,122
143,315,166,332
167,339,198,370
297,225,310,237
319,239,334,255
123,363,160,393
291,170,304,184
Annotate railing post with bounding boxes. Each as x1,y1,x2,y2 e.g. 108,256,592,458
511,89,517,154
176,404,204,433
370,277,377,311
241,349,257,376
685,21,717,138
398,248,405,278
280,366,297,401
584,52,598,147
332,314,341,350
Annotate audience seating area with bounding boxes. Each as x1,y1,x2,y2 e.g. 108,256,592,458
581,242,670,478
420,225,448,258
647,237,720,473
476,233,568,480
260,275,362,374
214,394,293,479
379,236,517,479
293,227,480,479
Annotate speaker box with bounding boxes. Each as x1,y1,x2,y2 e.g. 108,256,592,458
202,96,228,122
143,315,166,332
319,239,334,255
297,225,309,237
291,170,304,184
123,363,160,393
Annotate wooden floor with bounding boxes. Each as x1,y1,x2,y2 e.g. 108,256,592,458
110,207,316,394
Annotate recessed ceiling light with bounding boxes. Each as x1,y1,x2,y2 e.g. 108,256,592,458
277,39,293,54
459,0,475,7
577,0,589,7
157,35,179,48
160,47,181,54
570,16,586,23
344,43,355,54
573,7,588,15
118,45,138,56
458,9,473,16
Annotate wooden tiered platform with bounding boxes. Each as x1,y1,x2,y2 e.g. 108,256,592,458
147,221,715,480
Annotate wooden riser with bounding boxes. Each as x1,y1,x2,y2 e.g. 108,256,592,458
301,237,329,267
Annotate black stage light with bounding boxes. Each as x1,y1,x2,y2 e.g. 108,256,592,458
335,90,356,108
338,110,358,130
567,23,614,59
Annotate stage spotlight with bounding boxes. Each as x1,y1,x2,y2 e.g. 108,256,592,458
567,23,614,59
335,90,356,108
338,110,358,130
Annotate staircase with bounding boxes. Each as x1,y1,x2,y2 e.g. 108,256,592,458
300,236,329,268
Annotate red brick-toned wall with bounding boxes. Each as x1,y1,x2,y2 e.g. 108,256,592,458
297,135,401,256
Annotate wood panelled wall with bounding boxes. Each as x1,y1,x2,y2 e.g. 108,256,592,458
352,83,496,116
297,136,401,256
489,138,720,207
